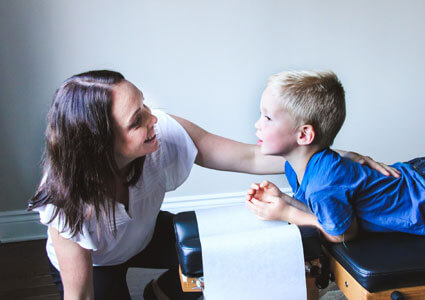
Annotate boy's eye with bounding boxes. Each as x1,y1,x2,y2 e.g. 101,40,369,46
264,115,271,121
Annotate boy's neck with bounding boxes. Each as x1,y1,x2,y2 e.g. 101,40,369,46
284,145,324,185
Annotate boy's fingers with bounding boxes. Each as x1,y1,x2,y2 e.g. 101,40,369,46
260,180,269,188
250,183,260,190
246,199,256,212
246,199,263,215
250,197,268,207
246,188,258,202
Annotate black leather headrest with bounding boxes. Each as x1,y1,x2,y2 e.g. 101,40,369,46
173,210,321,277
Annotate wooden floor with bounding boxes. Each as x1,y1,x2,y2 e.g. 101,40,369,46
0,240,345,300
0,239,164,300
0,239,60,300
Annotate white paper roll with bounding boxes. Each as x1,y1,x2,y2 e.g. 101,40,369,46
196,204,306,300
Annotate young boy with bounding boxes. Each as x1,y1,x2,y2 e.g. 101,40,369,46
246,71,425,242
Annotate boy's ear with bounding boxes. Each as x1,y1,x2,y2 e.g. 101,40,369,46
297,125,315,145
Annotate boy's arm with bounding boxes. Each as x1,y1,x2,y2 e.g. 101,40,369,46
171,115,285,174
278,191,312,213
246,181,358,243
273,201,358,243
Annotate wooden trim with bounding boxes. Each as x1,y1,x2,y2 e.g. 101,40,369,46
306,275,319,300
324,248,425,300
326,250,371,299
179,262,319,300
179,266,203,292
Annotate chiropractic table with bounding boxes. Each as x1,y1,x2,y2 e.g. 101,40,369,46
174,211,425,300
173,210,324,299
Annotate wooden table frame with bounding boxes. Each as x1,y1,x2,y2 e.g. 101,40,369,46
179,259,321,300
323,247,425,300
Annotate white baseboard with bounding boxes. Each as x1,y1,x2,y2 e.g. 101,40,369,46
162,191,246,213
0,209,47,243
0,187,291,243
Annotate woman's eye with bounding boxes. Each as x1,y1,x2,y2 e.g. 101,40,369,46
132,115,142,128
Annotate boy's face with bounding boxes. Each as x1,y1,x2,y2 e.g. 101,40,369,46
255,87,299,156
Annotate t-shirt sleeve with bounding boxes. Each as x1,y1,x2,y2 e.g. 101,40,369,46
308,187,354,236
285,161,298,192
34,204,99,251
153,110,198,192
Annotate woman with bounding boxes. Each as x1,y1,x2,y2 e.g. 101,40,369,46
29,70,397,300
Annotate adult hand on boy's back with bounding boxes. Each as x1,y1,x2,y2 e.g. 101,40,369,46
246,180,290,221
339,150,401,178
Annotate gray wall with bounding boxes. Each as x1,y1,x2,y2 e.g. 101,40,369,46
1,0,425,211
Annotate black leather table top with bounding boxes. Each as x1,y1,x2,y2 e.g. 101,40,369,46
324,231,425,292
174,211,321,278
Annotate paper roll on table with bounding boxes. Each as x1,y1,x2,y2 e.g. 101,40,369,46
195,204,306,300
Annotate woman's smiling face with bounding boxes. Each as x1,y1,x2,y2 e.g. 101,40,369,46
111,80,158,169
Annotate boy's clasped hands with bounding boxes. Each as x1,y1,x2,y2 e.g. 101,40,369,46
246,180,293,222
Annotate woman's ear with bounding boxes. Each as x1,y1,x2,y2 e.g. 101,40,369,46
297,125,315,145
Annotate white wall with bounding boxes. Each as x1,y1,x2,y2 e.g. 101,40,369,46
1,0,424,211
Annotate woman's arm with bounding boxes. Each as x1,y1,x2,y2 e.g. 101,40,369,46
172,115,400,177
50,227,94,300
171,115,285,174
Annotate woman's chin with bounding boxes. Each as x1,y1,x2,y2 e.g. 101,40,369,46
144,138,159,155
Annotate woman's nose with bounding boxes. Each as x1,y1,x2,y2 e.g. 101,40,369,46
149,113,158,126
143,109,157,128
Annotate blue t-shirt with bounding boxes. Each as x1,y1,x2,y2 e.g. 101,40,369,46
285,148,425,236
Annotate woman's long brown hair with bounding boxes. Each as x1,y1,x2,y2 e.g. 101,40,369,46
29,70,144,236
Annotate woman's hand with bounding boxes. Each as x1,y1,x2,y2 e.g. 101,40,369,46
337,150,401,177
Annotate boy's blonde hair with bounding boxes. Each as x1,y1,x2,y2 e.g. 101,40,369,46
267,70,346,148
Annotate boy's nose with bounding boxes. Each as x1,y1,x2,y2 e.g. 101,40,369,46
254,119,260,129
